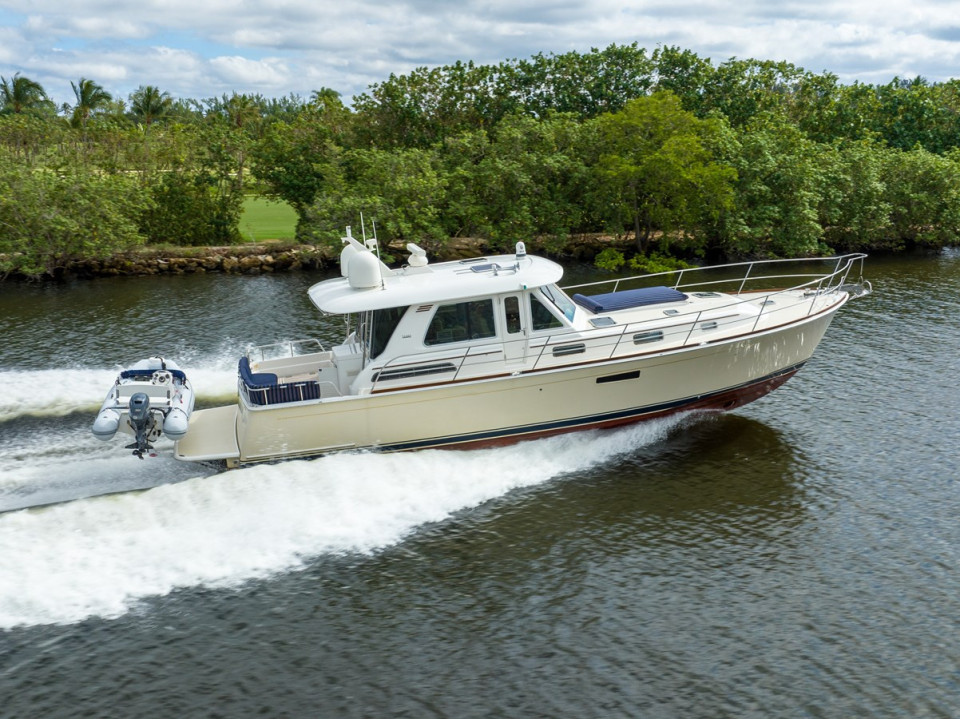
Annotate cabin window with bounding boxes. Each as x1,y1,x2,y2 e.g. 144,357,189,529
531,295,563,331
540,284,577,321
504,296,522,334
424,299,496,345
634,330,664,344
368,306,408,360
552,343,586,357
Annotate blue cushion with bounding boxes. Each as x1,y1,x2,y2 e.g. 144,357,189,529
572,286,688,313
238,356,278,388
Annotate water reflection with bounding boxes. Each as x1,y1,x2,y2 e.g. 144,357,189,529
0,268,341,368
366,414,803,583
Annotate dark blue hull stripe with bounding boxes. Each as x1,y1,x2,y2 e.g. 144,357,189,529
375,362,806,452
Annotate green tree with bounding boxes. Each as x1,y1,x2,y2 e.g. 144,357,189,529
865,77,960,153
721,116,828,257
781,71,843,143
0,113,66,162
137,169,242,246
203,93,263,189
353,65,473,149
652,46,716,114
305,146,447,250
307,88,353,137
701,59,805,128
817,140,893,251
510,44,655,119
137,120,244,246
591,92,736,254
221,93,262,131
251,107,343,218
441,112,588,249
881,147,960,249
0,152,148,278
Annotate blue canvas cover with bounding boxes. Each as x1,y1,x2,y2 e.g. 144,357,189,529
572,286,688,314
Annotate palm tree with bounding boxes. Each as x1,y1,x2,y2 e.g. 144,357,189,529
310,87,343,112
219,93,263,188
70,78,112,129
0,73,49,114
129,85,173,126
224,93,262,130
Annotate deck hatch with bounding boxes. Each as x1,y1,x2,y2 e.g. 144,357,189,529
470,263,502,273
589,317,617,328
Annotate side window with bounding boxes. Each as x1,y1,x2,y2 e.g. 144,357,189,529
425,300,496,345
504,296,522,334
531,295,562,331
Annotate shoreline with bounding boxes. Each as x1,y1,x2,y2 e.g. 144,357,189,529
3,234,633,281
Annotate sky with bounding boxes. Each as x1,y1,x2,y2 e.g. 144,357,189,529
1,1,959,108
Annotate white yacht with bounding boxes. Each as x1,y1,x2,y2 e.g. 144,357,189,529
166,229,869,467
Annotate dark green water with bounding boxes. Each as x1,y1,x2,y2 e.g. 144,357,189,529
1,252,958,717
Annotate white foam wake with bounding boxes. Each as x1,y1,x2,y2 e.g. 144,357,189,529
0,418,684,629
0,364,239,422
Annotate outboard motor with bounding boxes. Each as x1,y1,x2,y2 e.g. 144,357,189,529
126,392,153,459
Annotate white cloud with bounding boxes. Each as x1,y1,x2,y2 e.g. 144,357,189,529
38,56,128,84
69,17,147,40
0,26,28,65
209,55,289,87
3,0,960,107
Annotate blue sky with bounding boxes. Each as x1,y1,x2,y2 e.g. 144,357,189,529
1,1,958,107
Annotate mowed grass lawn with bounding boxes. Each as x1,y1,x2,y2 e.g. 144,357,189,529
240,196,298,242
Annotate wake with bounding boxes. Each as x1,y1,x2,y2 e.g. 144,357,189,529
0,416,689,629
0,364,238,423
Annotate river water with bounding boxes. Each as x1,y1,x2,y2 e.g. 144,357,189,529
0,251,958,717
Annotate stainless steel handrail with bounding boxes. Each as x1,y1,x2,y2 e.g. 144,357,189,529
247,338,326,362
564,253,868,296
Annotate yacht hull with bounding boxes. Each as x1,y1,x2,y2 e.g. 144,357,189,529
176,301,838,465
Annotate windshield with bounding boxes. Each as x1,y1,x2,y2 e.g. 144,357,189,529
539,284,576,321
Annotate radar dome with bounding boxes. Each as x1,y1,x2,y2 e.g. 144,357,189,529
348,250,381,289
